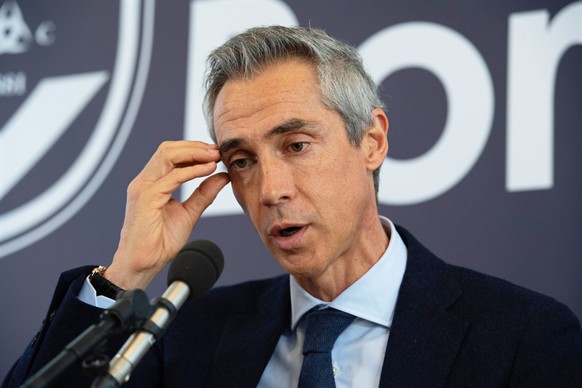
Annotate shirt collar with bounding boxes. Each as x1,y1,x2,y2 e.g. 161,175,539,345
289,216,408,330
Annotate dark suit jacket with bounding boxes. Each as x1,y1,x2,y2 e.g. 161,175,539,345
4,226,582,387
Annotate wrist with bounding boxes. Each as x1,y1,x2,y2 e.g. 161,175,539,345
105,260,157,290
89,266,125,299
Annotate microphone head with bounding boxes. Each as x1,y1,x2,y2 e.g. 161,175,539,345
167,240,224,300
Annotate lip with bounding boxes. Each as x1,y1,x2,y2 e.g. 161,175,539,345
267,223,309,251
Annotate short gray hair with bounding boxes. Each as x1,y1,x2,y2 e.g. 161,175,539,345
203,25,384,194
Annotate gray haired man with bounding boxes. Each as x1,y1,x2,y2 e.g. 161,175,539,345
5,26,582,387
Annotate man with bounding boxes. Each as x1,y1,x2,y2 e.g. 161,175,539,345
4,26,582,387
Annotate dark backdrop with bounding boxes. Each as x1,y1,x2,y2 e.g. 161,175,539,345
1,0,581,379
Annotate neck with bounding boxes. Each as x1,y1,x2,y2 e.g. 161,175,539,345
296,217,389,301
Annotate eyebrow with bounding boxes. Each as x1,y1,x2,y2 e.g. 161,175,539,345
219,119,315,154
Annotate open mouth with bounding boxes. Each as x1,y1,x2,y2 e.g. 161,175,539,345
279,226,302,237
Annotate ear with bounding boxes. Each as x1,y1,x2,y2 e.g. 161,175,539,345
362,108,389,172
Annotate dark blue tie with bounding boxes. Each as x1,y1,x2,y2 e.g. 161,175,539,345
298,308,356,388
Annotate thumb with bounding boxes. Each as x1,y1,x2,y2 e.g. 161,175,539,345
183,172,230,218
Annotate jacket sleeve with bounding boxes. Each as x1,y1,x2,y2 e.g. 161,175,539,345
509,299,582,387
1,266,163,388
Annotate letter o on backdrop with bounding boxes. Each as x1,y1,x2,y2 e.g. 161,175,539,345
359,22,495,205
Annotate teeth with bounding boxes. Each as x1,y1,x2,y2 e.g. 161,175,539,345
280,227,300,237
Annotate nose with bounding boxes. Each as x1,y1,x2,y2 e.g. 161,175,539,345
258,157,294,207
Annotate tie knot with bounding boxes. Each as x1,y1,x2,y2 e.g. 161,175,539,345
302,308,356,354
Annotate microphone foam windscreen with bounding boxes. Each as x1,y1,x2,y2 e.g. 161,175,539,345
167,240,224,300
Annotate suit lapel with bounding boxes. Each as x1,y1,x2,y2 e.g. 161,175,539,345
206,276,290,387
379,227,469,387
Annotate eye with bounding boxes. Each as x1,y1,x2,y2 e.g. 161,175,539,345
288,142,308,153
230,158,250,170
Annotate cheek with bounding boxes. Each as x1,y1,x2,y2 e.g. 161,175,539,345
230,179,249,213
317,151,357,188
230,178,263,228
322,152,369,206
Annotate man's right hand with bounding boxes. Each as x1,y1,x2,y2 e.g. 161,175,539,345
102,141,230,290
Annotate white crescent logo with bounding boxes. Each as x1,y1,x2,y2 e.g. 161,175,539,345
0,0,155,258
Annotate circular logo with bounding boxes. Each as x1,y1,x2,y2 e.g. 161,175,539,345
0,0,155,258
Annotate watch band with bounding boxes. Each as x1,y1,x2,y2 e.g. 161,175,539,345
89,266,124,300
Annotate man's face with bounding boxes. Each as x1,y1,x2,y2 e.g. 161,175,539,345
214,59,382,283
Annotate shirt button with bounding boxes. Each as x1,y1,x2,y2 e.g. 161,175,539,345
332,364,339,376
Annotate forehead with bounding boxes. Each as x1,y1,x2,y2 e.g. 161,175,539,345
212,59,325,142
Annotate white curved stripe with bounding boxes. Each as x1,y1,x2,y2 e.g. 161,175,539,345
0,0,155,258
0,72,108,201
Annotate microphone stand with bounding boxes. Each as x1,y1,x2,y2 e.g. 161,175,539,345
21,290,151,388
91,281,190,387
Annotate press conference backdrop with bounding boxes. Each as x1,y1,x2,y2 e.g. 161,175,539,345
1,0,581,377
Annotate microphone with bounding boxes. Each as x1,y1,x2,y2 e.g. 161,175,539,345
22,290,151,388
91,240,224,388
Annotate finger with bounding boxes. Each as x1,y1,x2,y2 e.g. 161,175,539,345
153,162,221,197
127,161,220,210
182,172,230,219
141,141,221,180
